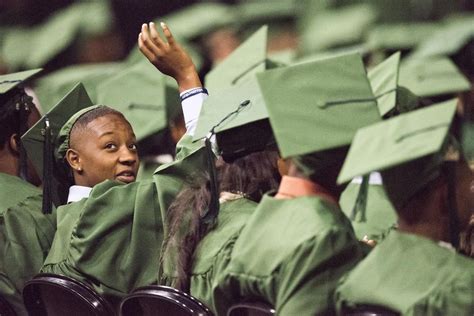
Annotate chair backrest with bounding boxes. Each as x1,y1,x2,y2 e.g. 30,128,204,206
120,285,212,316
342,304,400,316
22,273,115,316
227,302,275,316
0,295,17,316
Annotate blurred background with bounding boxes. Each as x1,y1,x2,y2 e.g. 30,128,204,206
1,0,473,166
1,0,473,75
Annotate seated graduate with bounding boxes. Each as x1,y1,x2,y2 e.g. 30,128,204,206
159,76,281,313
335,100,474,315
20,22,209,305
213,52,381,315
139,21,282,313
340,51,470,246
0,69,56,316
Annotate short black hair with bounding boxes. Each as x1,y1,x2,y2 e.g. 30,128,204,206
69,105,130,148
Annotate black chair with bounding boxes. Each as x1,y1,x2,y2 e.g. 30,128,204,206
120,285,212,316
0,295,17,316
342,304,400,316
227,302,275,316
22,273,115,316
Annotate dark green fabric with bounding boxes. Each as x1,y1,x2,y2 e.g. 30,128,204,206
340,182,397,242
335,230,474,315
55,105,101,164
0,173,56,316
42,179,161,299
214,194,365,315
160,198,257,313
154,135,208,236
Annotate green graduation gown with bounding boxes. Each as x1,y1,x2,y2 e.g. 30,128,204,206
335,230,474,315
214,194,366,316
41,135,207,303
340,182,397,242
160,197,258,312
0,172,56,316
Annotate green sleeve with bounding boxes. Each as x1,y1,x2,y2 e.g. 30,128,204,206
42,202,84,267
1,195,56,316
154,135,208,236
43,180,162,298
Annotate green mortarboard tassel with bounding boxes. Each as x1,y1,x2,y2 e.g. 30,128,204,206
42,117,53,214
350,175,369,222
444,161,460,248
200,136,220,228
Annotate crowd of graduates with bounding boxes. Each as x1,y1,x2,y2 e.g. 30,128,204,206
1,0,474,315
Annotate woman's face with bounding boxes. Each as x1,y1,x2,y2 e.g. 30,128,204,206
67,114,139,187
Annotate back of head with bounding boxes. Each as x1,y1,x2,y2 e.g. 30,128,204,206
162,149,281,292
0,87,33,150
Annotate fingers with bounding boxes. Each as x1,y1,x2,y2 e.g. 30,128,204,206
160,22,175,45
149,22,166,48
138,33,155,61
140,24,161,56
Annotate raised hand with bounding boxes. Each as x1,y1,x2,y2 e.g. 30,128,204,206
138,22,201,92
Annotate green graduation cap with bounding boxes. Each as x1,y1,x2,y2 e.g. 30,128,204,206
236,0,296,26
193,76,273,162
154,2,236,41
96,60,179,143
0,1,113,71
367,52,419,117
257,52,380,159
293,44,369,66
204,25,272,93
22,83,94,211
399,57,470,98
0,69,42,94
34,62,123,113
299,3,377,55
366,22,440,52
234,0,297,38
409,14,474,59
337,99,458,210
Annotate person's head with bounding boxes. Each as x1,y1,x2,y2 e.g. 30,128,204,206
288,146,350,198
338,99,472,246
65,106,139,187
0,86,42,185
388,156,474,241
163,149,281,292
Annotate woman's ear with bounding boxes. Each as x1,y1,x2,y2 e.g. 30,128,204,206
8,134,20,156
277,158,290,176
66,148,82,173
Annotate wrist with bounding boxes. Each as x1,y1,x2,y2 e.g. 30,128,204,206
176,67,201,92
